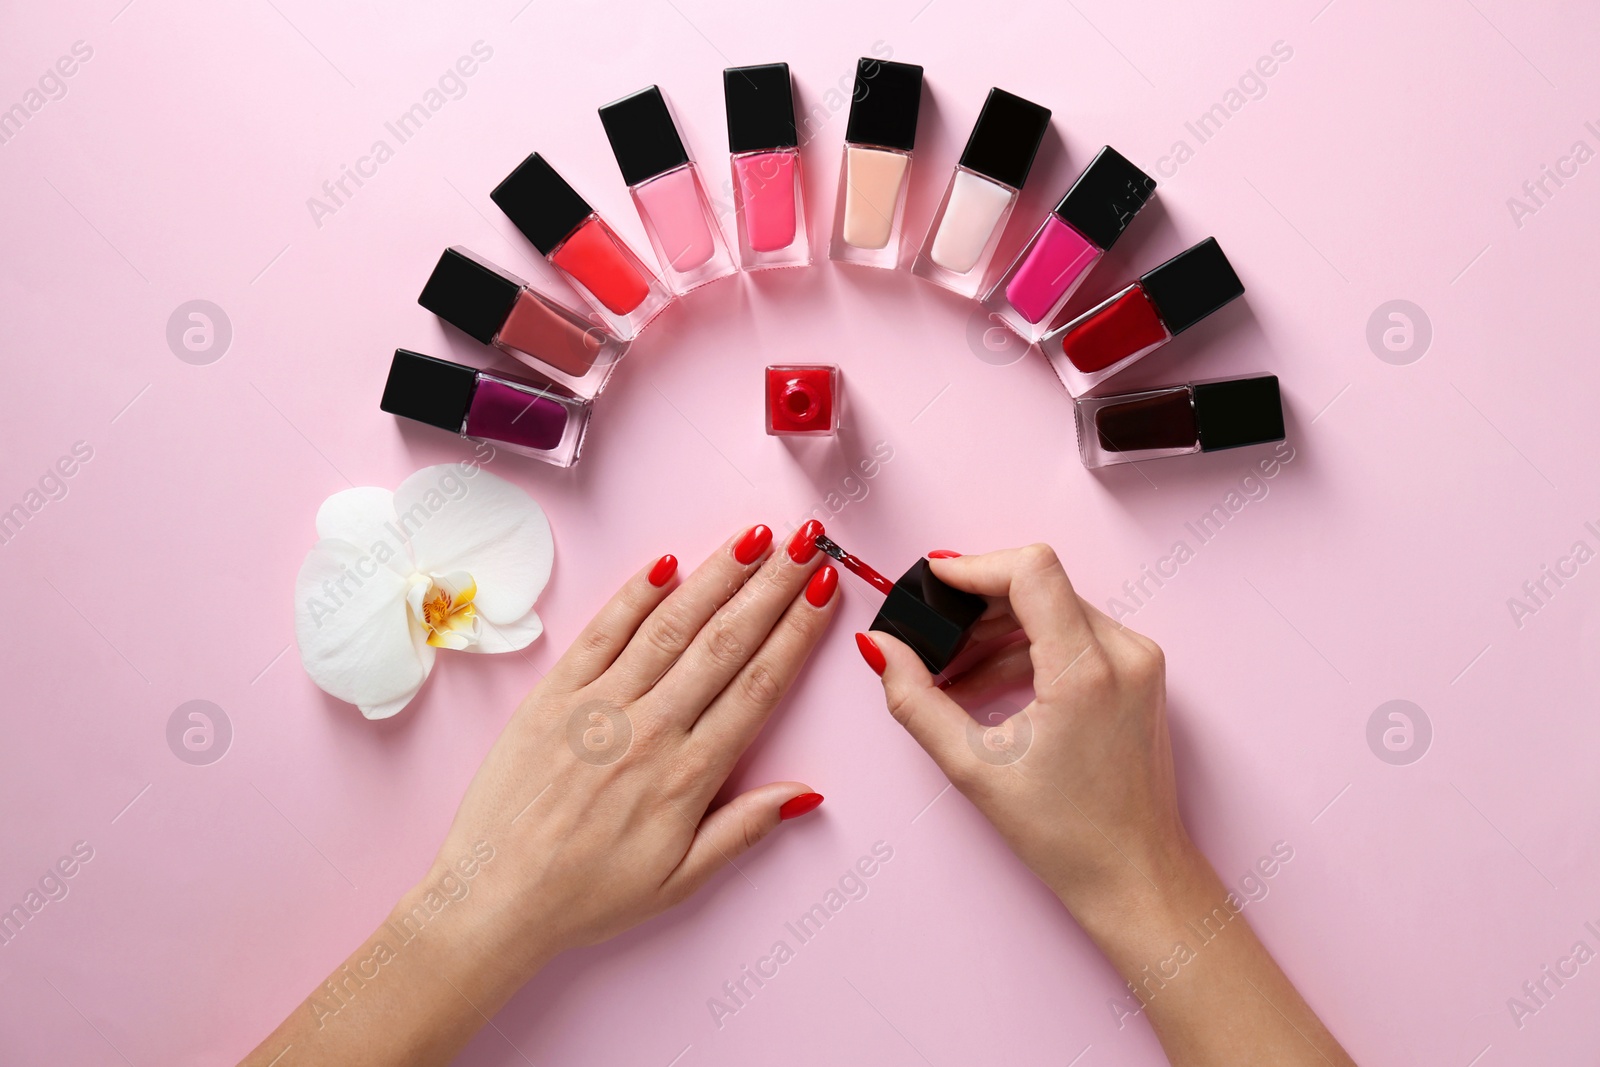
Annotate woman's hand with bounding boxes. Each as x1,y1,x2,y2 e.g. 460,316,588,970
244,522,839,1066
858,545,1355,1067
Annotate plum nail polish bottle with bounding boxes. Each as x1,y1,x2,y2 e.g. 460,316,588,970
380,349,592,467
1041,237,1244,396
829,59,924,269
1073,374,1283,468
766,364,840,436
491,152,671,341
725,63,810,270
417,247,627,399
599,86,736,294
982,147,1156,342
911,88,1052,298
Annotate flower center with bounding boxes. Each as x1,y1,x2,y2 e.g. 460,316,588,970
407,572,481,650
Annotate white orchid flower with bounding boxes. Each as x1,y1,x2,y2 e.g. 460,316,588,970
294,464,552,719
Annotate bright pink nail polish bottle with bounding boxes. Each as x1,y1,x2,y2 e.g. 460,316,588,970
599,86,736,294
724,63,810,270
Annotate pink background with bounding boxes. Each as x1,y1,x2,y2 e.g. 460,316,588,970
2,0,1597,1063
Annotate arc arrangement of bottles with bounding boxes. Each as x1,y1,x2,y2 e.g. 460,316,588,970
383,58,1284,470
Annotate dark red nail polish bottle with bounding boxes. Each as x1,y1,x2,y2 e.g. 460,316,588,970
765,364,840,436
816,536,984,672
380,350,592,467
1041,237,1244,396
1073,374,1284,468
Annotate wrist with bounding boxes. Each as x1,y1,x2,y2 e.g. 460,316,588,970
1055,837,1221,958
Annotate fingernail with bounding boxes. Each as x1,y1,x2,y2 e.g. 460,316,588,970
734,525,773,565
855,632,886,676
805,564,838,607
648,554,678,587
779,792,824,820
788,519,824,564
928,550,962,559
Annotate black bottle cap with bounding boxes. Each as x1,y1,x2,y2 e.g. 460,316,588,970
380,350,476,434
599,86,691,187
491,153,594,256
845,59,924,152
1138,237,1244,336
1194,375,1285,452
957,88,1051,190
1053,146,1156,251
725,63,797,153
870,559,987,673
417,247,525,345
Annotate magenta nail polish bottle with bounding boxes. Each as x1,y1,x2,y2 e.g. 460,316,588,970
380,350,591,467
724,63,810,270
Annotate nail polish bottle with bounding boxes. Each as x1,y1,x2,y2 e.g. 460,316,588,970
417,247,627,399
1073,374,1283,469
491,152,671,341
766,364,840,436
911,88,1052,298
724,63,810,270
598,86,736,294
815,535,985,672
380,349,591,467
1041,237,1244,396
829,59,924,269
981,146,1156,343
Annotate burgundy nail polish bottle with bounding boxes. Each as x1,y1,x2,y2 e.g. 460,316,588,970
1073,374,1284,468
1041,237,1244,396
380,349,592,467
418,247,627,399
599,85,737,294
815,535,984,672
725,62,810,270
765,364,840,436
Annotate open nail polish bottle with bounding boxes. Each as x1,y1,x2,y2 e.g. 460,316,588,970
911,88,1052,298
380,349,591,467
829,59,924,269
981,147,1156,343
816,535,985,672
766,364,840,436
599,86,736,294
1073,374,1283,469
724,62,810,270
1041,237,1244,396
491,152,671,341
417,247,627,399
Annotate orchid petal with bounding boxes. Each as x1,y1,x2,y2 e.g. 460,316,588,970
314,487,410,577
469,609,544,654
294,539,426,708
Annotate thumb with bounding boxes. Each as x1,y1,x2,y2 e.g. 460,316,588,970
859,630,976,781
660,782,822,902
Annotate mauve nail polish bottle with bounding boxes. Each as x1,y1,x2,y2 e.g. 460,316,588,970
725,63,810,270
829,59,923,270
380,349,592,467
1072,374,1284,468
982,146,1157,343
491,153,671,341
1041,237,1244,396
418,247,627,399
912,88,1052,298
600,86,736,294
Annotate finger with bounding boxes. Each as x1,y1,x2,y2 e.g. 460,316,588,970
861,630,976,779
545,553,680,689
940,639,1034,704
647,522,826,721
689,563,840,770
605,523,780,700
927,545,1097,678
967,610,1021,645
658,782,822,904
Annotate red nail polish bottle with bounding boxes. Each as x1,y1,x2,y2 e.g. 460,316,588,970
491,153,671,341
765,364,841,436
817,535,984,673
1073,374,1284,468
1040,237,1244,396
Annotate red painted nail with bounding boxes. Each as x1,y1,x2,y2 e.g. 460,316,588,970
928,550,962,559
805,564,838,607
855,632,886,676
733,524,773,565
648,554,678,587
788,519,825,564
779,792,824,820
